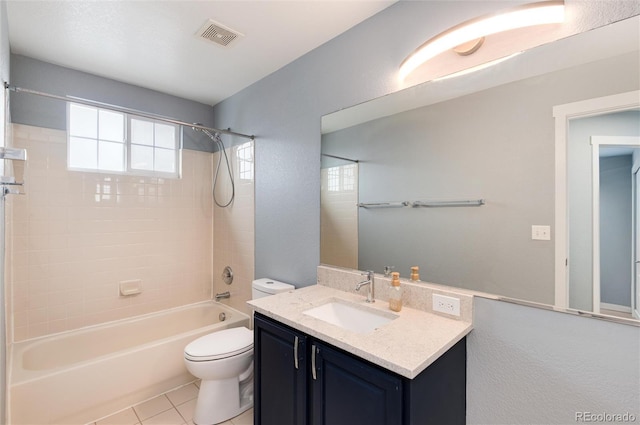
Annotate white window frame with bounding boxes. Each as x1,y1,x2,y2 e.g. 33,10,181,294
127,115,181,178
326,163,357,192
236,141,254,181
67,102,182,178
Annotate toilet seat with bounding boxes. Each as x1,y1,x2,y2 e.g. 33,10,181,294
185,327,253,362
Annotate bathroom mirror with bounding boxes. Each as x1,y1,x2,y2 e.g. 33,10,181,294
320,16,640,320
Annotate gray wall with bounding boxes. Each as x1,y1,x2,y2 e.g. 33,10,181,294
212,1,640,423
468,297,640,424
569,112,640,311
600,154,633,307
212,0,538,286
322,53,638,305
10,54,216,152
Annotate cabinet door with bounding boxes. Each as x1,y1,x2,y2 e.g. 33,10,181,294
310,341,403,425
254,314,308,425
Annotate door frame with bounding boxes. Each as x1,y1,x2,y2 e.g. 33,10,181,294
634,165,640,319
590,136,640,314
553,90,640,311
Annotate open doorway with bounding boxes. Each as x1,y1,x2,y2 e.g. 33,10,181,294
554,90,640,317
593,140,640,318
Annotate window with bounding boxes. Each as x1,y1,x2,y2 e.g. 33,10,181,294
326,163,357,192
129,117,179,174
236,142,253,181
67,103,180,177
327,167,340,192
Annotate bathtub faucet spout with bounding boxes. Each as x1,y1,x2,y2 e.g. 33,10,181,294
215,291,230,301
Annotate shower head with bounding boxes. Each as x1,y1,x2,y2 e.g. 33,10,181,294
192,123,219,139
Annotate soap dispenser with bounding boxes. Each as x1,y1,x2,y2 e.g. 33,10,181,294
410,266,420,282
389,272,402,312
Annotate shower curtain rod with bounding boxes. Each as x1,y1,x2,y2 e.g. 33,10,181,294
4,83,255,141
321,153,359,163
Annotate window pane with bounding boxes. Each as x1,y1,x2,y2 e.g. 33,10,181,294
327,167,339,192
69,104,97,138
99,110,125,142
131,145,154,171
155,148,176,173
237,142,253,161
69,137,98,169
131,119,154,146
236,142,253,180
155,123,176,149
98,141,125,172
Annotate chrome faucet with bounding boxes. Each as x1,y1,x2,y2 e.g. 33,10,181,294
383,266,395,277
355,270,375,303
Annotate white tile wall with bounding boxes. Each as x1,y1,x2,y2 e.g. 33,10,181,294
212,141,255,316
6,124,237,341
320,165,358,269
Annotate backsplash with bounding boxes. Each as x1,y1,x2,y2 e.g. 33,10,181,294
7,124,216,341
317,265,474,322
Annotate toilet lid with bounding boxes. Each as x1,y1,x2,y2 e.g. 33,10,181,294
185,327,253,361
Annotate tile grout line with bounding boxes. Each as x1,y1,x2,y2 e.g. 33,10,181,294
165,392,191,425
139,395,175,424
132,405,143,425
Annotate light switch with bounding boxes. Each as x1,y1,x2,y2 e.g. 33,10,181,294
531,225,551,241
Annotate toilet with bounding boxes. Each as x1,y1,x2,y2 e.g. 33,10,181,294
184,278,295,425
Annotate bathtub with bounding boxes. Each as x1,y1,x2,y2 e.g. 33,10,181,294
9,301,250,425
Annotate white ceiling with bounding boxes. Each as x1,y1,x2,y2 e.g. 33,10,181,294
6,0,396,106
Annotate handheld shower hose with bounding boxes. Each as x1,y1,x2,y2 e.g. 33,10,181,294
194,126,235,208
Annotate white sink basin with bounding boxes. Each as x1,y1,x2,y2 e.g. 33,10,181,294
303,299,397,334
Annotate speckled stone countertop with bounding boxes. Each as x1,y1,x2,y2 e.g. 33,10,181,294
248,285,473,379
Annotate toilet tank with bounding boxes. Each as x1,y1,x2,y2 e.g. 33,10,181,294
252,278,295,299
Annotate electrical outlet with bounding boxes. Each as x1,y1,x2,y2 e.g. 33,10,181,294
432,294,461,316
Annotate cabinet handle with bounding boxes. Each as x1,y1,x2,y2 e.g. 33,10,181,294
294,336,299,370
311,344,318,380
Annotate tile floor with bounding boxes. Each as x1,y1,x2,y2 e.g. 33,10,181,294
90,382,253,425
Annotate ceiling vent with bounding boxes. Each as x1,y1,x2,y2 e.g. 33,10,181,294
196,19,243,48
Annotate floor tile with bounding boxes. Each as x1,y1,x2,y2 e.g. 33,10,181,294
166,384,199,406
91,383,251,425
141,408,185,425
96,408,140,425
175,399,197,424
133,395,173,421
230,408,253,425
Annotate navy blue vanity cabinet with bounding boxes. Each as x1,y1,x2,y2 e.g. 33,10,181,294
254,314,309,425
402,335,466,425
254,313,466,425
309,340,403,425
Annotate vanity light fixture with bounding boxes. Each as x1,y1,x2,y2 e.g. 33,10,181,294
432,52,522,82
399,0,565,80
